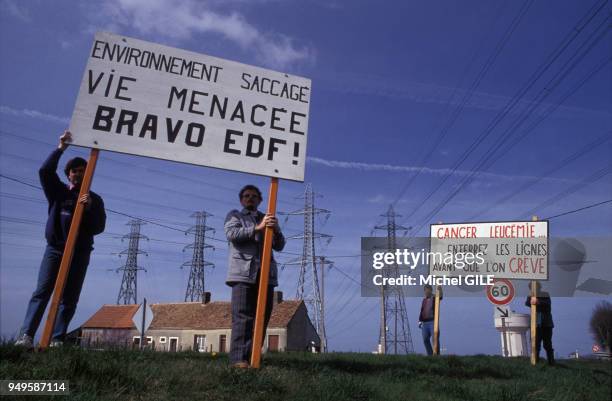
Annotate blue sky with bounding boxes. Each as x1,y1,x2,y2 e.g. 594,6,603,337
0,0,610,356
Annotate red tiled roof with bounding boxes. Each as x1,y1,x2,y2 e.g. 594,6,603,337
81,300,303,330
268,300,303,328
81,304,140,329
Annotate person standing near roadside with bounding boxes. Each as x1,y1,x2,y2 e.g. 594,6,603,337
419,284,443,355
224,185,285,368
525,281,555,365
15,131,106,347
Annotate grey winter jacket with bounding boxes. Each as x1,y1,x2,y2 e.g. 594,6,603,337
224,208,285,286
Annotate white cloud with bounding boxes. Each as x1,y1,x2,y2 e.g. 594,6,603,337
366,194,412,205
1,0,31,22
306,156,573,184
59,40,73,49
0,105,70,125
92,0,313,69
323,71,611,120
366,194,385,204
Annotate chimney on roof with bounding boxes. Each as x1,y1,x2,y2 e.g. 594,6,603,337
202,292,211,304
273,291,283,304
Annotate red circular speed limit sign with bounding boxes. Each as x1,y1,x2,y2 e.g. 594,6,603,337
487,279,515,305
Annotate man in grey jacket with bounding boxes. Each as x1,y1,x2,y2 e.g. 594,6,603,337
225,184,285,368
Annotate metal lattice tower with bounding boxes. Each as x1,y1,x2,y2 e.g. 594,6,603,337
116,219,148,305
281,183,332,351
181,211,215,302
374,205,414,354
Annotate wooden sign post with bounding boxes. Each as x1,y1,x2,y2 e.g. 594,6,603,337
530,215,539,365
432,221,442,356
530,279,538,365
39,148,100,349
140,298,147,350
433,286,441,355
250,177,279,369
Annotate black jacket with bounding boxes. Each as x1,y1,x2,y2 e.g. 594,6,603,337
525,292,554,328
40,149,106,251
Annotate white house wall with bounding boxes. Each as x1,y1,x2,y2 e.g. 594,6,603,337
146,328,288,353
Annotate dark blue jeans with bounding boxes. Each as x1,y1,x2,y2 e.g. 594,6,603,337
20,245,91,340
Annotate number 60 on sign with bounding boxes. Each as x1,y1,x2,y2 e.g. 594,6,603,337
487,279,515,305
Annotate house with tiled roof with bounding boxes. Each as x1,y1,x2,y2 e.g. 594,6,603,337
80,292,320,353
80,304,140,347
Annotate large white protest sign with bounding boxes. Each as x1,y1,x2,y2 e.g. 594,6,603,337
69,32,311,181
429,221,549,280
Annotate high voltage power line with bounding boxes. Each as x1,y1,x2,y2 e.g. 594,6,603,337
522,166,612,219
0,173,322,261
390,0,535,212
386,0,607,223
3,169,609,230
543,199,612,220
466,130,611,221
370,0,526,230
406,12,611,233
0,124,304,208
393,0,610,233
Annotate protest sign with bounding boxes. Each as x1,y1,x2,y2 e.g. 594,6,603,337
429,221,549,280
70,32,310,181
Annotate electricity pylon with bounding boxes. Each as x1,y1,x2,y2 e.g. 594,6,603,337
281,183,332,351
374,205,414,354
182,211,215,302
116,219,148,305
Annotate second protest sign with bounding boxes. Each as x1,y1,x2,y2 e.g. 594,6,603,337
429,221,549,281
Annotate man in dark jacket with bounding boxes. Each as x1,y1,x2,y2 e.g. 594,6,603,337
525,281,555,365
224,184,285,368
419,284,442,355
15,131,106,347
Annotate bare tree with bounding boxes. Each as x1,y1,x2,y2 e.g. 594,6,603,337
589,301,612,352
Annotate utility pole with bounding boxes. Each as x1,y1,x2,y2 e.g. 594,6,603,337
116,219,148,305
380,282,387,354
318,255,333,352
281,183,332,351
374,205,414,354
182,211,215,302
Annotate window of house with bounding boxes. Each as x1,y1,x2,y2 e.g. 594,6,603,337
219,334,227,353
159,337,167,343
194,335,206,352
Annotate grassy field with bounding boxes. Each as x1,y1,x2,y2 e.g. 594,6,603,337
1,344,610,401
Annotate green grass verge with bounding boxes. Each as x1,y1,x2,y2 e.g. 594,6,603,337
1,344,610,401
